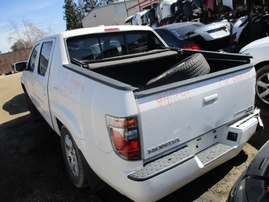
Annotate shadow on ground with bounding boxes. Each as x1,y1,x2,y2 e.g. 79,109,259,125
0,115,100,202
2,93,28,115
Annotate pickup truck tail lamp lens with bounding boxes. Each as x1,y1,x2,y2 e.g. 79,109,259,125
106,115,141,160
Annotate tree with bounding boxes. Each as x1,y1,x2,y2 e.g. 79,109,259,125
10,40,30,51
8,19,52,51
63,0,83,30
63,0,101,30
81,0,100,16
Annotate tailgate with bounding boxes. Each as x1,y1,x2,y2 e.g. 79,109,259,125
135,65,256,160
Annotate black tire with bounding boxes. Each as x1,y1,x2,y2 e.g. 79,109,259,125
255,65,269,109
24,92,43,122
61,126,88,188
146,53,210,88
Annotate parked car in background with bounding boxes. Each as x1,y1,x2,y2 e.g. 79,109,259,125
155,0,176,26
228,139,269,202
240,36,269,109
131,10,149,25
229,6,269,53
154,21,235,51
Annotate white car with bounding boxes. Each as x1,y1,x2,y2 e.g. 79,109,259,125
240,36,269,108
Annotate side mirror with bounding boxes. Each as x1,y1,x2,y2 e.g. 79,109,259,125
12,61,27,72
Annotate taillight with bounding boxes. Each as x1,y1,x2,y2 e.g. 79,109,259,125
106,115,140,160
231,33,237,44
183,44,201,50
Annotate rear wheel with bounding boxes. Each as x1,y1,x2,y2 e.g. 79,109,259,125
146,53,210,88
61,126,88,188
255,65,269,109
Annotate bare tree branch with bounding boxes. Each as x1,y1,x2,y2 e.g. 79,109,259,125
8,18,53,51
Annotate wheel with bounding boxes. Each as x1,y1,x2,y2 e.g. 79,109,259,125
24,92,43,122
255,65,269,109
146,53,210,88
61,126,88,188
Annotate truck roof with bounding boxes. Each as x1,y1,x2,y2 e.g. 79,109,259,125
38,25,156,41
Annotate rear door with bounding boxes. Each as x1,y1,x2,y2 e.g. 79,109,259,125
135,65,256,160
32,40,55,126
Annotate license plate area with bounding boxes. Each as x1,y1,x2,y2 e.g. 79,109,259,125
209,29,229,39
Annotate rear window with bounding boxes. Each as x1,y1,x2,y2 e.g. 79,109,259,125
66,31,164,61
159,23,203,39
155,29,182,48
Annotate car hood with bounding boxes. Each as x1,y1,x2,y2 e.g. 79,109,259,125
240,36,269,53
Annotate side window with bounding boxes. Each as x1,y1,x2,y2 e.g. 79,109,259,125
27,44,40,71
38,42,53,76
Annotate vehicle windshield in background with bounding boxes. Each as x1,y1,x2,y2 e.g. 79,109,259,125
155,23,202,49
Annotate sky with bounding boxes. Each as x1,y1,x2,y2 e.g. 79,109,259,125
0,0,67,53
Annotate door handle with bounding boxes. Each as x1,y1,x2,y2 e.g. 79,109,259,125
53,85,58,91
203,94,218,105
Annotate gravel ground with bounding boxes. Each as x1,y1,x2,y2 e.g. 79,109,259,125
1,72,268,202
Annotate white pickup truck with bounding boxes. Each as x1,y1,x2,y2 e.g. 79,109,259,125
15,25,262,202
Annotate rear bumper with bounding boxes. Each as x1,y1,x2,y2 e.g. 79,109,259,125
117,144,244,202
100,109,262,202
128,108,262,182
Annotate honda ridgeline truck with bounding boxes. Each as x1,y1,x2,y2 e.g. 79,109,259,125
14,25,262,202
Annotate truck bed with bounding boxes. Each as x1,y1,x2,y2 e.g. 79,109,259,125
85,49,251,91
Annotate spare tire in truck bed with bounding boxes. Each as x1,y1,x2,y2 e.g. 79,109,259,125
146,53,210,88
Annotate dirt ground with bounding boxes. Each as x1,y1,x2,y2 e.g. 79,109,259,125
1,72,269,202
